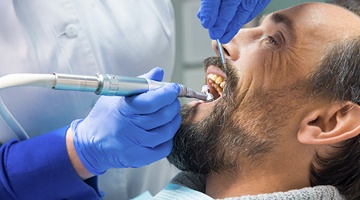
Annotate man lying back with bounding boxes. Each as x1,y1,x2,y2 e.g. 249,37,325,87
164,1,360,199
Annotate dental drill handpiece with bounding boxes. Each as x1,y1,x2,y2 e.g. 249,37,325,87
53,73,213,102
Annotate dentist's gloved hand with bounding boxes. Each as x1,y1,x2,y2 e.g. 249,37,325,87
70,67,181,175
198,0,272,43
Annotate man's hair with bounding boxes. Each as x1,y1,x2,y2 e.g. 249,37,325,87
306,2,360,197
333,0,360,16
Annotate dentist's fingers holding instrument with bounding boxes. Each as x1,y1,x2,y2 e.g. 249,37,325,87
198,0,272,43
120,67,181,130
120,85,181,131
70,67,182,175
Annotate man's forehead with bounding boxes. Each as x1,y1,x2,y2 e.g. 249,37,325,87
261,3,360,44
281,3,360,34
263,3,358,24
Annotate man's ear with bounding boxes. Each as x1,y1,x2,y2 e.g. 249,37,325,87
298,101,360,145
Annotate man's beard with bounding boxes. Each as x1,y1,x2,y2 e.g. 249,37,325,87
167,57,304,175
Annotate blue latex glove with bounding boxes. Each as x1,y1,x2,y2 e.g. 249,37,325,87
198,0,272,43
70,67,181,175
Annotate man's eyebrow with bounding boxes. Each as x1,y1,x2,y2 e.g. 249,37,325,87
271,13,296,41
259,12,296,42
271,13,294,33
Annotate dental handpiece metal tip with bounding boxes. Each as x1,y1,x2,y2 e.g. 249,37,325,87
201,85,214,102
206,93,214,102
178,84,207,101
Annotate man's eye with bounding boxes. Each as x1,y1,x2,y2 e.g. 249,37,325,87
268,36,278,46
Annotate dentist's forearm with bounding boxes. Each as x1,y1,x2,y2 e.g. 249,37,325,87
0,127,101,198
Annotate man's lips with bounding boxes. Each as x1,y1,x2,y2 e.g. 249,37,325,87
206,65,227,78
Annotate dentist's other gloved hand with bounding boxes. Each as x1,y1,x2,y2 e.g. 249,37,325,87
198,0,272,43
70,67,181,175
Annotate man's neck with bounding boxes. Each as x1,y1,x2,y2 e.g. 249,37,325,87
205,154,312,198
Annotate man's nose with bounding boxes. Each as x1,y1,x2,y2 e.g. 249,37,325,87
211,28,253,61
212,36,241,62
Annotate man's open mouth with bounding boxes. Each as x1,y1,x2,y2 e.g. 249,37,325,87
205,65,227,101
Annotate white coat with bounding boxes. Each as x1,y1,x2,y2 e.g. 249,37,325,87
0,0,179,199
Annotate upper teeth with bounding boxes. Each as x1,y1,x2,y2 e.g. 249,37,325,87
207,73,226,95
